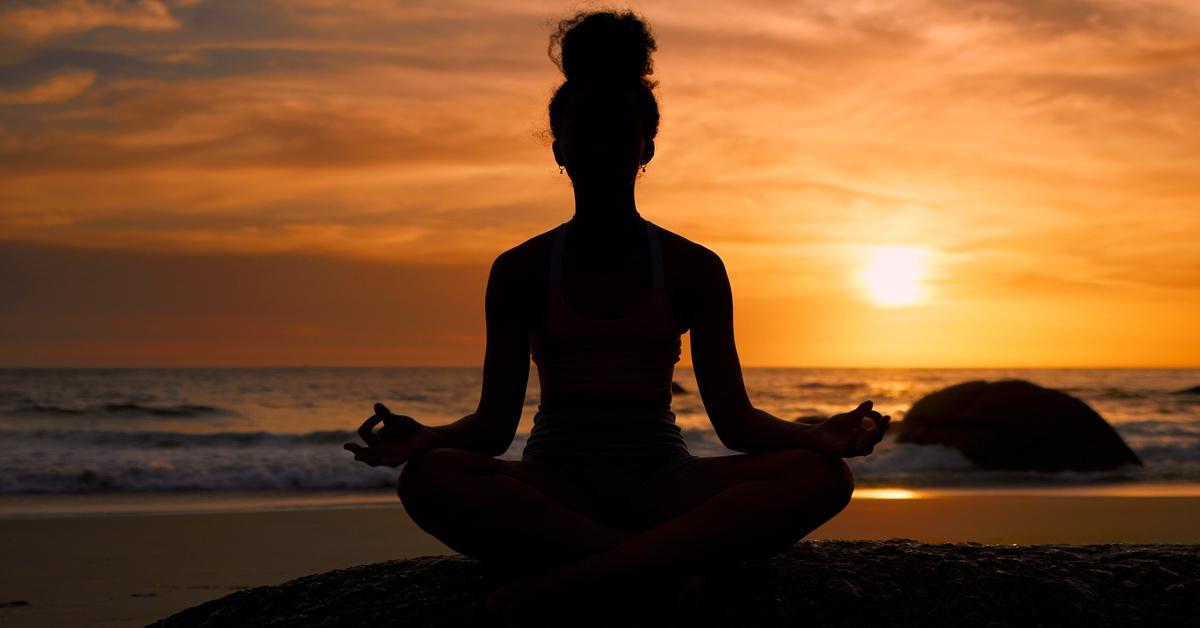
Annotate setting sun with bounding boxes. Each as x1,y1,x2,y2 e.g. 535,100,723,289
860,246,928,307
1,0,1197,371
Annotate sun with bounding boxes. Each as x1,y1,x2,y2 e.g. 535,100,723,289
860,246,928,307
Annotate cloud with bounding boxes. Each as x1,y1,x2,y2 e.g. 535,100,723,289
0,0,1196,364
0,0,181,43
0,68,94,104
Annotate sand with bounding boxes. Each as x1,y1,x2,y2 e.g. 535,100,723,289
2,490,1199,627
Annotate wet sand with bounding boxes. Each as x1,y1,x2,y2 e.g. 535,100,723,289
2,490,1199,627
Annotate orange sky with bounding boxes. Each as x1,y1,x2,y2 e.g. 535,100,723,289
1,0,1198,367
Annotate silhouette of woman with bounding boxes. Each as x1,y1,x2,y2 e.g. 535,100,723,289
344,9,890,626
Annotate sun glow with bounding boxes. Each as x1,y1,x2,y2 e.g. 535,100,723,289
860,246,928,307
854,488,920,500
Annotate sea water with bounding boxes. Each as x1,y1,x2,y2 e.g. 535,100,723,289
0,367,1197,494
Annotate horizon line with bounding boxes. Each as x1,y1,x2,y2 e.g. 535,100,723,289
2,364,1197,370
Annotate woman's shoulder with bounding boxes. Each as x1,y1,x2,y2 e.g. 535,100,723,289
489,227,558,279
491,222,725,278
651,224,726,275
650,224,728,330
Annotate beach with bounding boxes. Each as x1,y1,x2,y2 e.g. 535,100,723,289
2,367,1197,625
3,487,1200,627
5,0,1200,620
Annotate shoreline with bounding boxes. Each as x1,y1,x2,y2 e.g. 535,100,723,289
3,481,1200,519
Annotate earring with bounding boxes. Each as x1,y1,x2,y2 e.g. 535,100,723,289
640,164,647,173
558,166,564,174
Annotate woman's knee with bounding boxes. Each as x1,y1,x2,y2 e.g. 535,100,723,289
781,448,854,514
396,447,469,507
829,456,855,510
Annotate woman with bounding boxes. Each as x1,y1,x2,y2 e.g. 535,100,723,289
344,9,890,625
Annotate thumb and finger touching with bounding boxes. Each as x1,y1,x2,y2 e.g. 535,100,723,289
346,402,394,463
840,405,890,456
833,401,876,424
356,412,384,445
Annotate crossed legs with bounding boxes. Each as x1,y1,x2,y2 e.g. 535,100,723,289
397,448,634,578
397,446,854,619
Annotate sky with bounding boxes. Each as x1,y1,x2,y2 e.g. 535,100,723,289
1,0,1198,368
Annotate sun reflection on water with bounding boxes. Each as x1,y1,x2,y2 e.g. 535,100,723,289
854,488,919,500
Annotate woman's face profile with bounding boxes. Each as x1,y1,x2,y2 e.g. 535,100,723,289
556,83,650,189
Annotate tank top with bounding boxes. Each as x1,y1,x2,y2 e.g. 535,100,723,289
523,217,690,462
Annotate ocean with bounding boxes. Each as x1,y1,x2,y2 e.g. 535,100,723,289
1,367,1197,494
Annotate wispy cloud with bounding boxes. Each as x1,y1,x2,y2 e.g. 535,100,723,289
0,68,94,103
0,0,181,43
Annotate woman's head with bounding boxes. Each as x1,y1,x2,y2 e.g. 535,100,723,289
547,10,659,188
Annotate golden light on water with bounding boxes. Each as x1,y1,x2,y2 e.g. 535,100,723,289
855,488,920,500
860,246,928,308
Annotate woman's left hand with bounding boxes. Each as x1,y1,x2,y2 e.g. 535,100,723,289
809,400,891,458
343,403,439,468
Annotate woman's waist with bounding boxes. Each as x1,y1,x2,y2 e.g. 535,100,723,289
521,444,693,467
536,390,672,413
527,406,685,443
522,423,690,462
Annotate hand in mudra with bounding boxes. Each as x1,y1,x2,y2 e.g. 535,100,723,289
810,400,891,458
343,402,438,467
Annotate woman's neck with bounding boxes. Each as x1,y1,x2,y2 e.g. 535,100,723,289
570,183,642,232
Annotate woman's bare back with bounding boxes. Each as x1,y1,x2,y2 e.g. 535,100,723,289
499,222,723,337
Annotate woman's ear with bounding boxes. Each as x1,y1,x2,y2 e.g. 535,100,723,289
552,139,564,167
640,139,655,166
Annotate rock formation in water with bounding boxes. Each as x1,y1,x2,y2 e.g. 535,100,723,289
896,379,1140,471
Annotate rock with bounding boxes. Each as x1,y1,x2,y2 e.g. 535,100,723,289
826,577,862,599
671,381,689,394
150,541,1200,628
896,380,1141,471
1171,385,1200,395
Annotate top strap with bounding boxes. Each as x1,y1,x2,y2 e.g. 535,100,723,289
549,221,568,285
645,219,664,290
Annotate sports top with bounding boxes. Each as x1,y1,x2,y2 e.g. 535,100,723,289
523,217,690,461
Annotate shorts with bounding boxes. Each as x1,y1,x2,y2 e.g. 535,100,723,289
522,451,697,532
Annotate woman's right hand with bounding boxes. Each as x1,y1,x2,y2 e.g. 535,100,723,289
808,400,890,458
343,402,439,467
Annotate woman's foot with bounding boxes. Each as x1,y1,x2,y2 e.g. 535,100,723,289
670,569,710,619
484,560,604,627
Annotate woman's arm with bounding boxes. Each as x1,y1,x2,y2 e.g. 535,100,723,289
426,249,530,456
690,249,890,457
689,249,819,454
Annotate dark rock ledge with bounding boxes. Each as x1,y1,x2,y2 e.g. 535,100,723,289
150,540,1199,628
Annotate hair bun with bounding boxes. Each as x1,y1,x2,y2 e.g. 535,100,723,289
551,11,657,86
